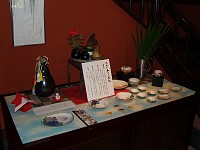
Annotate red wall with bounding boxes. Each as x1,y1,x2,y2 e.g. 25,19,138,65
0,0,140,94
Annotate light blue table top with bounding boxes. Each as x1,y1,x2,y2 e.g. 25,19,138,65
4,79,195,144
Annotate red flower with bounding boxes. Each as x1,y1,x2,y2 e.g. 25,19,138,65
69,30,78,36
68,29,84,49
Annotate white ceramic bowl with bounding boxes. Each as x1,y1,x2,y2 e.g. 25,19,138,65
137,93,147,98
113,80,128,89
121,66,132,74
154,70,163,77
147,90,157,95
157,94,170,100
116,92,134,101
88,99,108,109
146,96,157,102
138,85,147,91
129,78,140,86
158,88,170,94
130,88,140,94
170,86,182,92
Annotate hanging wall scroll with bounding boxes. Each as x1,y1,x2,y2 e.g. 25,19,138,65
10,0,45,47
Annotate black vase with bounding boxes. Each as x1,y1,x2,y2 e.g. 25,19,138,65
80,49,89,60
35,63,55,97
71,48,81,59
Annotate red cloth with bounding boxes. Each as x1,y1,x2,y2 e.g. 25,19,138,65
114,89,130,95
51,96,64,102
11,93,33,112
60,86,130,105
60,86,88,104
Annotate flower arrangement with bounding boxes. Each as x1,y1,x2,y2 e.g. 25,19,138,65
68,30,84,49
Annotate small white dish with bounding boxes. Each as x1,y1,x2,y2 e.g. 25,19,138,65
157,94,170,100
113,80,128,89
41,113,74,127
138,85,147,91
88,99,108,109
137,93,147,98
170,86,182,92
116,92,134,101
130,88,140,94
146,96,157,102
158,88,170,94
147,90,157,96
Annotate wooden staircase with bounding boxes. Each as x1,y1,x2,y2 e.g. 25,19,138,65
113,1,200,149
113,0,200,91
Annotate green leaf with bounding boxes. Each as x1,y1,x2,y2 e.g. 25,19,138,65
131,23,170,59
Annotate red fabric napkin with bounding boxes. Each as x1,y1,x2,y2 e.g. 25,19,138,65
60,86,130,105
11,93,34,112
51,96,64,102
60,86,88,104
114,89,130,95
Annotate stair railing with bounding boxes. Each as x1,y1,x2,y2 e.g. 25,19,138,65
114,0,200,90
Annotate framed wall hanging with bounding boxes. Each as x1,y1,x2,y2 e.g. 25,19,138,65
10,0,45,47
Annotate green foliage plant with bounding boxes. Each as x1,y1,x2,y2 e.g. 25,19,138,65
68,30,84,49
131,23,169,60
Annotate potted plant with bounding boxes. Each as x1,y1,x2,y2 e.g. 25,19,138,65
131,23,169,79
68,30,85,59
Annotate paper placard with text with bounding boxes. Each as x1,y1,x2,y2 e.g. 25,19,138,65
82,59,114,101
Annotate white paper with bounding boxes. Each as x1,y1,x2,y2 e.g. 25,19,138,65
33,101,76,116
82,59,114,101
10,0,45,46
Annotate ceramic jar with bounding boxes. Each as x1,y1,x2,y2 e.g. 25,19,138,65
80,48,89,60
71,48,81,59
35,63,55,97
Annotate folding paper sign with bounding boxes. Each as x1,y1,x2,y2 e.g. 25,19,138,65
82,59,114,101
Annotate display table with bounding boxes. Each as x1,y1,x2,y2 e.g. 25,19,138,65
0,80,197,150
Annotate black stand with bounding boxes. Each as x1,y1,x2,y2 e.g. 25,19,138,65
116,71,136,82
152,76,164,87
